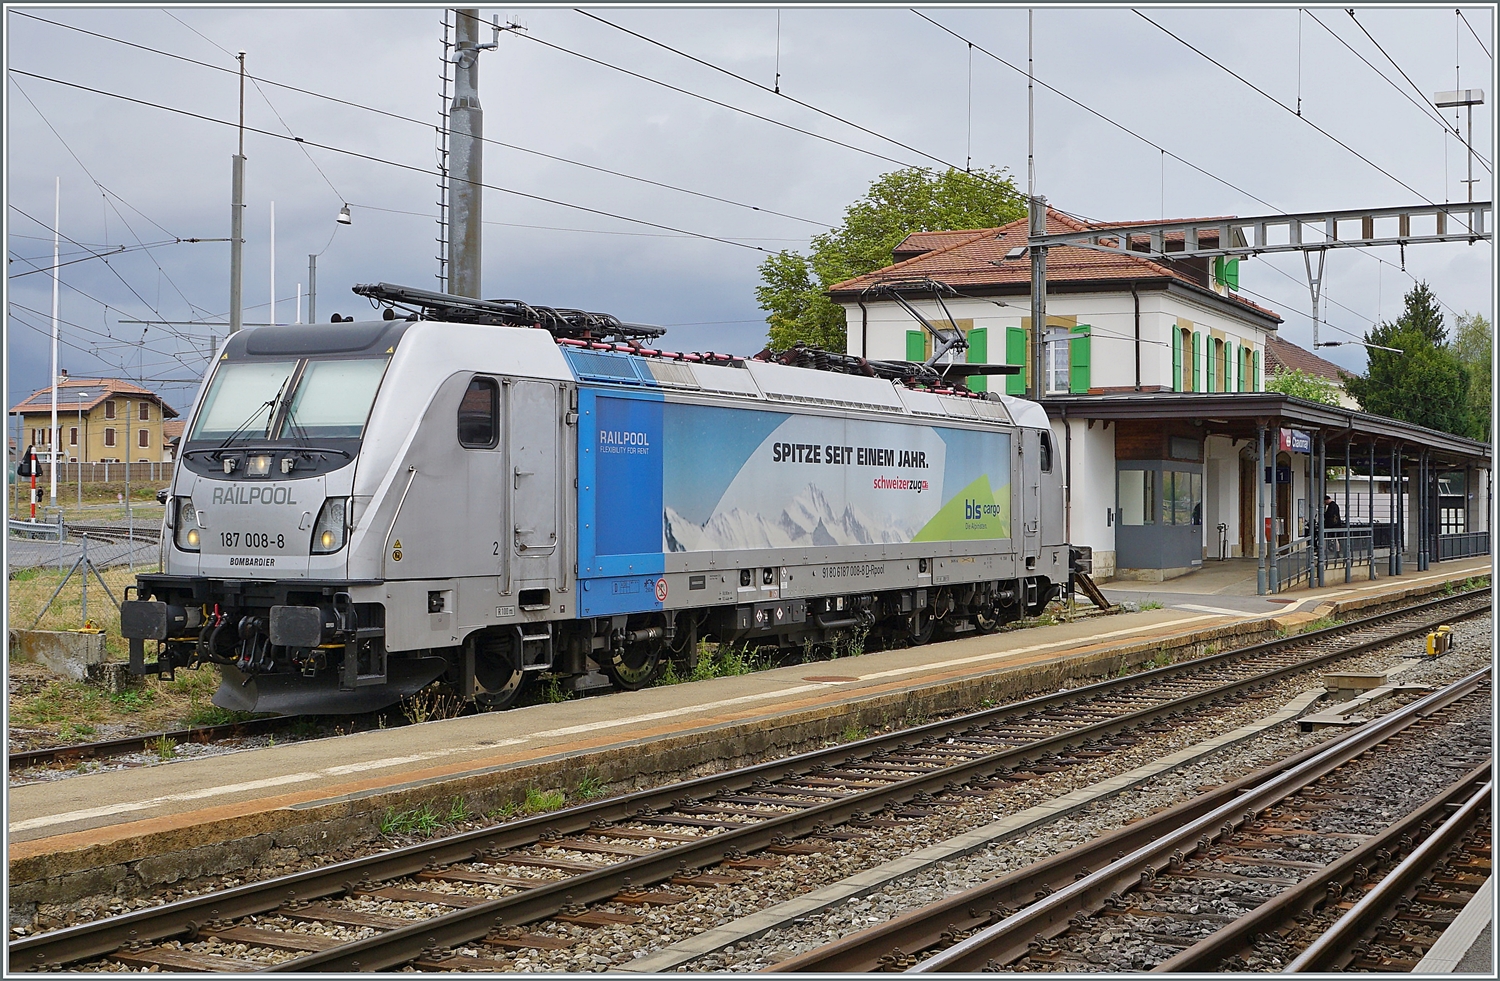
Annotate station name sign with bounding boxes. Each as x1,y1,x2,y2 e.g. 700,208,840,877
1278,429,1311,453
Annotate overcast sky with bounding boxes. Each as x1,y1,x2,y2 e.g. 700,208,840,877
6,4,1495,424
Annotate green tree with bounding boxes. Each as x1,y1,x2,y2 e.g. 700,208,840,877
1453,312,1491,441
1265,368,1344,406
756,167,1026,350
1345,282,1473,437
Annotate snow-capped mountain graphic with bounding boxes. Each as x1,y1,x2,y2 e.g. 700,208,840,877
664,482,919,552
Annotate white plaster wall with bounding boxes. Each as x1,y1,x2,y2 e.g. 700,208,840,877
1203,436,1243,558
842,285,1273,392
1050,416,1117,578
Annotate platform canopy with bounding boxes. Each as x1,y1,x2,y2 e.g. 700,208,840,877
1042,392,1491,468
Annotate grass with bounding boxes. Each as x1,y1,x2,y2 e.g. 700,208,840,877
6,561,280,742
147,735,177,761
575,772,607,800
1301,615,1345,633
8,480,166,526
1139,601,1164,611
401,687,465,724
840,721,869,743
379,802,445,836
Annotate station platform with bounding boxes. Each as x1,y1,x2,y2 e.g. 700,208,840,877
7,556,1491,910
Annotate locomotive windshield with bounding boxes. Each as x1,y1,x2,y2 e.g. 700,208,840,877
189,356,389,442
189,361,297,440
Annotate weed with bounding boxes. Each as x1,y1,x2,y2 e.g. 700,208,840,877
1139,601,1164,611
148,735,176,761
58,721,97,740
379,802,444,836
9,566,42,583
1202,643,1220,657
1301,616,1345,634
1442,580,1456,596
182,700,251,728
542,677,570,704
109,688,156,712
446,795,472,823
575,772,607,800
840,721,868,743
401,687,464,724
487,801,520,821
656,661,682,686
523,787,565,814
289,719,322,739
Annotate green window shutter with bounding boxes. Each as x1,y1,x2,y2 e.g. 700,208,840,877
906,330,925,362
1229,342,1238,392
1172,329,1182,392
1224,258,1240,290
1208,340,1217,393
1191,331,1201,392
966,327,988,393
1253,349,1261,391
1069,325,1091,393
1006,326,1028,396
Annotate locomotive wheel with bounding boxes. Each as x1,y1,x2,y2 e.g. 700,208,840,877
909,608,936,645
972,605,1003,634
602,641,660,690
473,633,526,711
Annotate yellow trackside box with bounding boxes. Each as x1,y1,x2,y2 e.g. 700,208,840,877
1425,625,1453,657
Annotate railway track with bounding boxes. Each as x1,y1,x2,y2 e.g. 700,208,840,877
8,717,290,771
9,589,1489,972
771,667,1490,973
8,586,1488,777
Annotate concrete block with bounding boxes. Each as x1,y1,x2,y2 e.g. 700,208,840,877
94,661,144,694
11,629,106,681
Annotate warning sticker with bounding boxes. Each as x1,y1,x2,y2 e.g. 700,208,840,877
654,577,668,602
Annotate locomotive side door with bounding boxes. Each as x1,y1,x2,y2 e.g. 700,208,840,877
1019,428,1042,566
508,379,561,586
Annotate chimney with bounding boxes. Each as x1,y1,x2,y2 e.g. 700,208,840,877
59,368,69,384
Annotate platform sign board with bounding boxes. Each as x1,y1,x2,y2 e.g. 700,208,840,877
1278,429,1311,453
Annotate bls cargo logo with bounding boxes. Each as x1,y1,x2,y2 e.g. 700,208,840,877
965,499,1003,529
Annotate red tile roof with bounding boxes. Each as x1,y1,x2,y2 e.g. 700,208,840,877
1264,335,1350,383
833,209,1281,323
162,420,186,442
9,378,179,418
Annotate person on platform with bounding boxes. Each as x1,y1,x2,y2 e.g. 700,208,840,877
1324,495,1344,557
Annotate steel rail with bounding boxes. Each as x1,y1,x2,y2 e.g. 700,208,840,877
9,590,1487,971
262,651,1492,971
9,584,1486,773
9,717,288,769
1283,778,1493,973
1154,767,1491,972
910,667,1491,972
763,717,1405,973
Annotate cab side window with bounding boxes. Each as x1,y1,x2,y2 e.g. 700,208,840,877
1039,431,1053,473
457,377,498,447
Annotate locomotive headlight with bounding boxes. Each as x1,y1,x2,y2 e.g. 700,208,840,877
310,498,348,554
174,498,202,552
247,454,273,477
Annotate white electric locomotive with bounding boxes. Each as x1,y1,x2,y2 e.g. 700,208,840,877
121,284,1070,715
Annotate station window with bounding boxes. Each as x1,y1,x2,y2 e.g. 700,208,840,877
457,377,499,447
1117,469,1155,526
1162,471,1204,526
104,400,116,420
104,428,116,447
139,429,150,448
139,402,150,421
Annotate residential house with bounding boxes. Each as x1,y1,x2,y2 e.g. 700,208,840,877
1264,335,1359,409
8,374,179,464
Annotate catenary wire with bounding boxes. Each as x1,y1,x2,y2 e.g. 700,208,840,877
913,11,1487,315
1133,10,1443,205
8,68,788,254
1306,8,1492,167
1457,8,1492,59
350,202,813,241
12,10,835,230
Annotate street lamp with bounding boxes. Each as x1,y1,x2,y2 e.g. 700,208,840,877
1435,89,1485,202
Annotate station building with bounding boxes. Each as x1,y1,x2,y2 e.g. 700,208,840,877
829,208,1491,591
